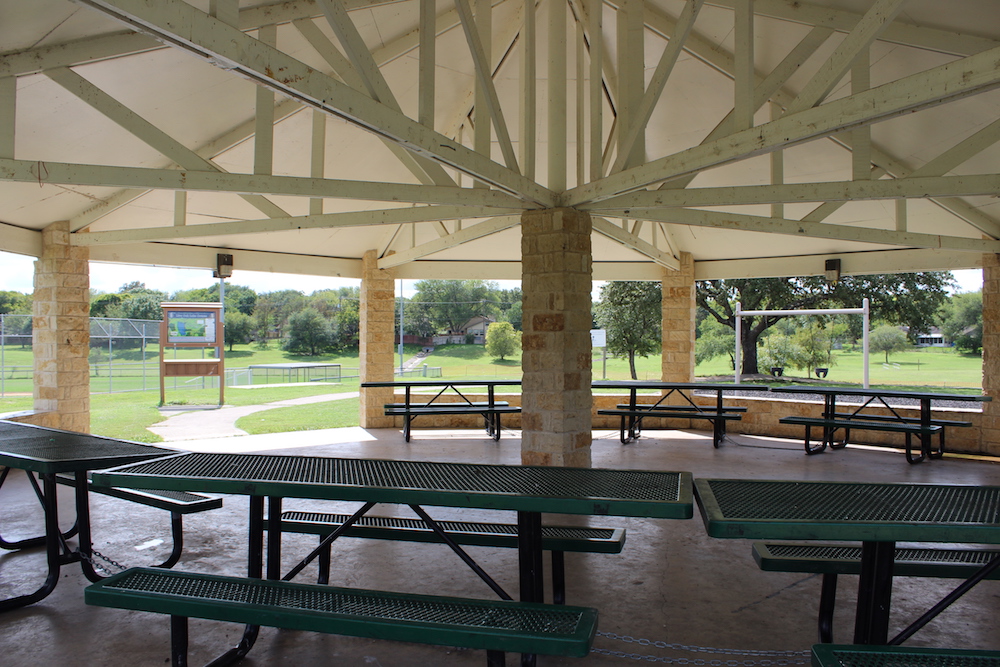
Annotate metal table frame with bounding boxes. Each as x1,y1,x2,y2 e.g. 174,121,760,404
362,380,522,441
94,452,693,666
694,477,1000,645
771,385,990,462
0,420,173,612
592,381,763,446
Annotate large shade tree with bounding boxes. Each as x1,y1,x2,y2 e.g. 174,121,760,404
697,273,953,375
594,281,662,380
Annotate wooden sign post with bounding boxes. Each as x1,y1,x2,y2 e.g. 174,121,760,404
159,303,224,406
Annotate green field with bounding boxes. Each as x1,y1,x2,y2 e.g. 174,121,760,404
0,342,983,442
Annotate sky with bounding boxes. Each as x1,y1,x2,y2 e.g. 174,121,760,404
0,249,985,298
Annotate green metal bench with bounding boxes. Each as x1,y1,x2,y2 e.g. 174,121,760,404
56,473,222,569
383,403,521,442
778,415,942,462
811,644,1000,667
266,511,626,604
85,567,599,666
599,407,742,447
830,412,971,456
753,542,1000,643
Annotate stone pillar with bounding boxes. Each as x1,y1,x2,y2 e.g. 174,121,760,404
661,252,696,383
33,221,90,433
520,208,593,467
980,257,1000,455
359,250,395,428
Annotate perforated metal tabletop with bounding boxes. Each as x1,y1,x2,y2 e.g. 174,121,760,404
695,478,1000,543
93,452,693,518
0,420,173,473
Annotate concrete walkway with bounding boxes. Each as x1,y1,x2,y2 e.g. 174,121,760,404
148,391,359,445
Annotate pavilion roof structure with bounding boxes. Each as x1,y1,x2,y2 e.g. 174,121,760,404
1,0,998,283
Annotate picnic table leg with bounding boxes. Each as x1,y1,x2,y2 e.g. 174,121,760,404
518,510,544,667
921,399,943,460
853,541,895,645
0,473,63,612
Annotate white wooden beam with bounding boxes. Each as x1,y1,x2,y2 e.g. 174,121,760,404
584,173,1000,209
520,0,537,181
611,0,704,174
455,0,520,171
418,0,435,128
0,77,13,159
565,44,1000,205
587,0,603,182
255,24,277,177
700,0,998,58
616,0,643,171
733,0,753,132
596,207,1000,253
209,0,240,26
75,0,553,204
784,0,906,114
173,190,187,227
851,48,871,181
0,157,528,208
549,0,568,191
45,66,290,221
694,249,985,282
72,205,525,246
377,215,521,268
592,217,680,269
310,110,327,216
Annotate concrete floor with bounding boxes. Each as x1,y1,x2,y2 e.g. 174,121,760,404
1,425,998,666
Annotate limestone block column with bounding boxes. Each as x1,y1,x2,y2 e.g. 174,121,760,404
33,221,90,433
520,208,593,467
359,250,396,428
980,257,1000,455
661,252,696,383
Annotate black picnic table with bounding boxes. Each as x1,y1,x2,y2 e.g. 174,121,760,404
362,379,522,441
0,420,173,612
592,381,765,447
695,478,1000,646
771,385,990,462
93,451,693,666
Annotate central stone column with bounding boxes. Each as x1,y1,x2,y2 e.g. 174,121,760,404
520,208,593,467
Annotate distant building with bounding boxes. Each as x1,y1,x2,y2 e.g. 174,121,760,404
432,315,495,345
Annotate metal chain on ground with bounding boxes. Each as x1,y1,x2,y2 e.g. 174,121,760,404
592,632,810,665
82,548,128,574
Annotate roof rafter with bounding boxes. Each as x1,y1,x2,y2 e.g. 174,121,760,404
377,215,521,268
75,0,553,205
0,158,528,208
564,43,1000,205
600,207,1000,253
71,205,523,246
591,217,680,270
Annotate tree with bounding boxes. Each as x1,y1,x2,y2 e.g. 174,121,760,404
485,321,520,360
697,272,952,375
939,291,982,354
412,280,497,333
0,290,31,314
869,324,910,363
224,311,253,351
789,322,834,377
594,281,662,380
283,307,332,355
695,315,734,367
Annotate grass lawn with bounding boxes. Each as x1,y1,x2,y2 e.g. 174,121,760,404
0,342,983,442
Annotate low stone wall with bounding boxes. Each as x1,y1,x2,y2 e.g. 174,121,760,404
389,392,986,455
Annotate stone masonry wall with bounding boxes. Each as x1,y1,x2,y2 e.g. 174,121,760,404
520,208,593,467
981,254,999,455
32,221,90,433
359,250,395,428
661,252,696,383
